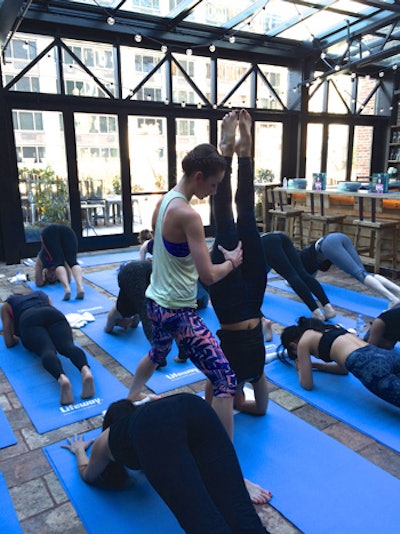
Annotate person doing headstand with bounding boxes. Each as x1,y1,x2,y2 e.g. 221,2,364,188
1,290,94,405
207,109,269,417
63,393,269,534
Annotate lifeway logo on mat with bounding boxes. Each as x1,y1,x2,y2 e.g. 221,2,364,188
165,368,202,381
59,397,103,414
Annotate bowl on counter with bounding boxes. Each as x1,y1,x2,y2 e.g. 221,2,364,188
288,178,307,189
337,181,363,192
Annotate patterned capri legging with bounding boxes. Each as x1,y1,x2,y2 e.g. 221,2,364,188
345,344,400,407
146,299,237,397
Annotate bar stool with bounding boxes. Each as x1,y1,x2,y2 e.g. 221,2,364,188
266,188,304,247
352,195,398,274
306,191,345,244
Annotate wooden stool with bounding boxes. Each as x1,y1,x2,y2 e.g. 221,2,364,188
266,188,304,247
306,191,345,244
353,195,398,274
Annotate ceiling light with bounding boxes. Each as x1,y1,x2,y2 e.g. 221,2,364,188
161,45,168,54
134,34,142,43
209,44,216,53
107,16,115,26
229,36,236,44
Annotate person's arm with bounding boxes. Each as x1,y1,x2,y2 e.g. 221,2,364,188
367,317,387,346
296,340,313,390
139,240,150,261
311,361,348,375
34,256,46,287
184,209,242,286
1,303,19,347
62,431,112,484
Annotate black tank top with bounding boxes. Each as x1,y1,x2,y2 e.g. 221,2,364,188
6,291,49,334
318,326,348,361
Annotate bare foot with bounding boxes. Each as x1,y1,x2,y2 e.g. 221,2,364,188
59,374,73,405
219,110,238,156
245,478,272,504
129,392,162,403
235,109,252,157
81,366,95,399
261,317,273,342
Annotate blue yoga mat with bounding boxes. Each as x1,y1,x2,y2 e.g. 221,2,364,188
266,358,400,453
44,400,400,534
0,343,127,434
268,278,387,318
0,408,17,449
78,249,140,267
262,291,355,329
44,427,183,533
0,472,23,534
83,317,205,394
83,269,119,297
27,281,113,316
235,402,400,534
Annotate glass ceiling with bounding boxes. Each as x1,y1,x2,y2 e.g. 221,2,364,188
20,1,400,73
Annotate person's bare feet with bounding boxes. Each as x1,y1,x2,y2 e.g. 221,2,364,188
59,374,73,405
261,317,273,342
219,110,238,156
245,478,272,504
235,109,252,157
81,366,95,399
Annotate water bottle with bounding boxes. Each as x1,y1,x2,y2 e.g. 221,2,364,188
355,314,365,337
282,177,288,188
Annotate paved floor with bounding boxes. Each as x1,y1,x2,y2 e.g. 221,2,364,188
0,253,399,533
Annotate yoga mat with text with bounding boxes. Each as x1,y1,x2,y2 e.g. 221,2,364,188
0,343,127,434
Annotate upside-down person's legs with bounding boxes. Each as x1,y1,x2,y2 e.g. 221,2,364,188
55,265,72,300
71,264,84,299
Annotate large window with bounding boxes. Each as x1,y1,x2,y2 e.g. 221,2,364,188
14,110,68,242
128,116,168,232
327,124,349,184
75,113,121,236
176,118,210,224
305,123,323,185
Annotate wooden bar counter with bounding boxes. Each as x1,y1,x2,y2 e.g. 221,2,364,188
259,186,400,274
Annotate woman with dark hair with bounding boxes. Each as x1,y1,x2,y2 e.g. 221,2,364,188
364,306,400,349
279,316,400,408
261,232,336,321
62,393,268,534
1,290,94,405
35,224,84,301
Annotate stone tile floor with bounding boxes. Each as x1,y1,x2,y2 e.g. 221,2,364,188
0,253,399,533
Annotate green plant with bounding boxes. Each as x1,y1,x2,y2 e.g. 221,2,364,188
112,176,121,195
255,168,274,183
20,166,69,224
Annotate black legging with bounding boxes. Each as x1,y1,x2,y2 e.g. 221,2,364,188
39,224,79,268
210,157,266,324
116,261,153,341
262,232,330,312
109,394,267,533
18,306,88,379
